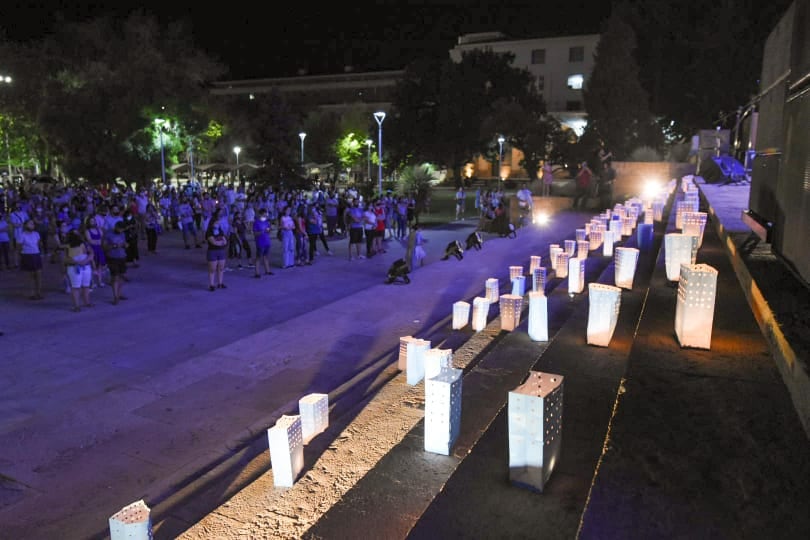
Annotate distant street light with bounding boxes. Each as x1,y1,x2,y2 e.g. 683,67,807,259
2,74,12,177
154,118,167,185
365,139,373,183
497,135,505,189
233,145,241,181
373,111,386,196
299,132,306,164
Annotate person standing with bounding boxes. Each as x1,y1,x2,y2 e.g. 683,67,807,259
252,208,274,277
516,182,533,226
325,191,339,238
177,197,198,249
19,219,44,300
103,221,128,305
455,186,466,220
64,229,94,311
573,161,593,210
144,203,160,254
373,199,386,254
84,216,108,287
363,202,377,258
279,206,296,269
122,210,140,268
205,210,228,290
306,205,330,264
541,162,554,197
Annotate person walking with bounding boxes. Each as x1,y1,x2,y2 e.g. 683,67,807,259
205,210,228,290
64,229,94,312
573,161,593,210
252,207,274,277
455,186,466,220
144,203,161,254
84,216,108,288
103,221,129,305
306,205,330,264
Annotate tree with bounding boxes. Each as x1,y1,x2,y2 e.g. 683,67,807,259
388,50,536,184
398,163,439,224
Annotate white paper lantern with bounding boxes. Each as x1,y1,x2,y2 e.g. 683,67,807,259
555,252,569,279
585,222,592,236
577,240,589,259
664,233,698,281
532,267,547,293
508,371,564,493
653,200,665,222
609,215,622,235
602,230,615,257
406,338,431,385
564,239,576,257
268,415,304,487
424,367,463,455
529,255,542,274
587,283,622,347
643,209,654,225
109,500,151,540
452,301,471,330
589,229,603,251
424,347,453,381
621,216,635,237
682,211,707,248
485,277,500,304
511,275,526,296
528,291,549,341
299,393,329,442
575,228,587,242
500,294,523,332
549,245,562,271
509,265,524,281
472,296,490,332
568,257,586,294
614,247,639,289
675,263,718,349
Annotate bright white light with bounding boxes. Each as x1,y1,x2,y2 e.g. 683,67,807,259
567,74,584,89
641,179,661,200
533,211,550,225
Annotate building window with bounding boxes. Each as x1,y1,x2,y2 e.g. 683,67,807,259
567,74,584,90
569,46,584,62
531,49,546,64
566,100,582,111
537,75,545,90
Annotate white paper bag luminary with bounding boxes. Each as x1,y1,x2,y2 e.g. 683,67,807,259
664,233,698,282
682,211,707,248
511,275,526,296
549,245,562,271
299,393,329,442
424,347,453,381
452,301,471,330
529,255,542,274
675,263,718,349
532,267,547,293
528,291,549,341
568,257,586,294
587,283,622,347
621,216,635,237
576,240,589,259
268,415,304,488
109,500,152,540
424,367,463,455
500,294,523,332
564,239,576,257
508,371,564,493
555,252,569,279
602,230,615,257
472,296,490,332
485,278,500,304
614,247,640,289
653,200,665,222
406,338,431,385
589,229,603,251
575,228,587,242
509,265,524,281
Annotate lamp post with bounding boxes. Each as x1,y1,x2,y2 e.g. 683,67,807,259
365,139,372,183
373,111,386,196
233,145,241,182
154,118,167,185
187,139,195,185
299,132,306,164
497,135,505,189
1,74,11,177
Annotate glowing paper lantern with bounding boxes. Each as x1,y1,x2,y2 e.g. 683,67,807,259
653,200,665,222
406,338,431,385
549,245,562,271
509,265,524,281
643,209,654,225
602,230,615,257
511,275,526,296
609,215,621,235
268,415,304,487
637,222,654,251
472,296,490,332
568,257,585,294
675,263,718,349
555,252,569,279
508,371,564,493
485,278,500,304
424,366,463,455
109,500,151,540
614,247,639,289
529,255,542,274
528,291,549,341
575,228,587,242
424,347,453,381
532,267,547,293
577,240,589,259
500,294,523,332
452,301,471,330
621,216,635,237
398,336,416,370
664,233,698,281
587,283,622,347
589,229,603,251
299,393,329,442
564,239,576,257
682,211,707,248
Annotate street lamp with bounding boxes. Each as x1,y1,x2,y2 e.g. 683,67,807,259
299,132,306,164
154,118,167,185
373,111,386,196
233,146,241,181
365,139,373,183
497,135,505,189
1,74,12,177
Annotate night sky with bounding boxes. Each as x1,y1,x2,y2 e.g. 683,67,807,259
2,1,613,79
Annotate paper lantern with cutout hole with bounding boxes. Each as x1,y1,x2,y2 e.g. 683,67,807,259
109,500,152,540
424,347,453,381
587,283,622,347
485,278,500,304
675,263,718,349
614,247,639,289
528,291,549,341
268,415,304,487
664,233,698,282
500,294,523,331
568,257,586,294
532,267,547,294
452,301,471,330
424,366,463,455
299,393,329,443
472,296,490,332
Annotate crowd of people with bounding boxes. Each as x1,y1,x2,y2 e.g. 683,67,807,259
0,180,427,311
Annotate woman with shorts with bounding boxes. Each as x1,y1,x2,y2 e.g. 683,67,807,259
205,210,228,290
19,219,44,300
64,229,94,311
103,221,129,305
